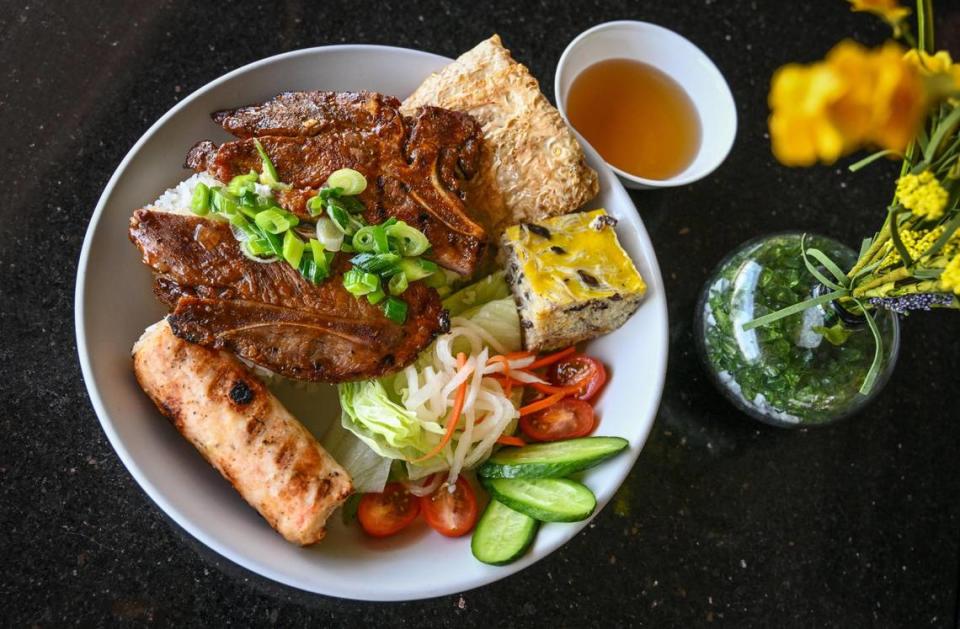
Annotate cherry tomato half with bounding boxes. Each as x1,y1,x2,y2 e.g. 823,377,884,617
421,476,479,538
357,482,420,538
547,354,607,402
520,398,596,442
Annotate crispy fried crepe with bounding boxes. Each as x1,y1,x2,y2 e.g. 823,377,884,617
402,35,599,234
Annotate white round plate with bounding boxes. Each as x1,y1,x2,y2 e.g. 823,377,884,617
75,45,668,601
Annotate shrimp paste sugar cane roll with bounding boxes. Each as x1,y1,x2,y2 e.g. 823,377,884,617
132,319,353,545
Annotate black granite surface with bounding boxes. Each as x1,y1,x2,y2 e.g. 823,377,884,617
3,0,959,626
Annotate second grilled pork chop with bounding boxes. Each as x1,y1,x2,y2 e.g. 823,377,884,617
186,91,487,276
129,209,447,382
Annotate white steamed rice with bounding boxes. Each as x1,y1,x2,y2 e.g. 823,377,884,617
151,173,223,213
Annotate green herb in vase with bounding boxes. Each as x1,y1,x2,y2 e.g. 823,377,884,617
697,0,960,427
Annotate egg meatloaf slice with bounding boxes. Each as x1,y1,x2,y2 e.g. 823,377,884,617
501,209,646,352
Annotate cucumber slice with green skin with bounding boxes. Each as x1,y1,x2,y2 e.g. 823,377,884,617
484,478,597,522
471,500,539,566
477,436,629,479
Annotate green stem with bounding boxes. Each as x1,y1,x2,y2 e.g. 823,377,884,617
917,0,934,54
848,149,902,172
851,298,884,396
741,289,848,332
848,216,892,278
853,267,911,295
859,278,938,297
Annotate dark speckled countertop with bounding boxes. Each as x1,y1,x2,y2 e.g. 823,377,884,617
2,0,959,626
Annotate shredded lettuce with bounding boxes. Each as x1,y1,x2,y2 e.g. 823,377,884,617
442,271,511,316
338,379,430,460
457,296,521,352
322,419,392,493
336,272,521,482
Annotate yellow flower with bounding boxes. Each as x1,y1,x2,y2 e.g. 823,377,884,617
879,225,945,267
904,50,955,75
896,171,949,219
904,49,960,100
769,64,846,165
941,253,960,294
848,0,911,24
768,41,926,166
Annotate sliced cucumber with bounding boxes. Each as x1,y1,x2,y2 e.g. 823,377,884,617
471,500,538,565
485,478,596,522
477,436,629,479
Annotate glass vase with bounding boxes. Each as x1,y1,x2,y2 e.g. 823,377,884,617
695,232,900,428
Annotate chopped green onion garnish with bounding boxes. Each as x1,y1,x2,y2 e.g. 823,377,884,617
341,241,357,253
342,268,360,291
398,257,437,281
383,297,408,324
313,242,334,279
309,238,324,265
229,211,254,232
260,228,284,257
319,186,341,201
255,208,298,235
387,221,430,256
309,186,367,218
314,217,344,252
244,238,274,257
239,189,259,209
372,226,390,253
282,230,305,268
326,168,367,196
299,256,318,283
343,269,380,296
210,187,240,216
360,271,380,293
238,204,259,220
388,273,409,295
351,226,377,253
307,195,325,217
352,225,390,254
366,289,386,305
350,252,402,275
298,249,330,284
327,196,366,225
227,171,259,196
191,182,211,215
326,202,364,235
339,195,366,214
253,138,286,188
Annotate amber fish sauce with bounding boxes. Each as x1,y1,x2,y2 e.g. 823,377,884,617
566,58,702,180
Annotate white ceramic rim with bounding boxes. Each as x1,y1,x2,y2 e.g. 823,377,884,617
554,20,737,188
75,44,669,600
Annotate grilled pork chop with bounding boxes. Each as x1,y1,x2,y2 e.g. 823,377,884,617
129,209,447,382
186,91,487,276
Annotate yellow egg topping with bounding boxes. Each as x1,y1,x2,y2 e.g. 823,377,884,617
502,209,646,303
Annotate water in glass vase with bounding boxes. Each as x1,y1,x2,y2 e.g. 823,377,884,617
695,233,900,427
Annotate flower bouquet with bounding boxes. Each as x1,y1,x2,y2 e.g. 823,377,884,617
697,0,960,426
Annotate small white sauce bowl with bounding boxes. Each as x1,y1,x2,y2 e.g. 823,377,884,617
556,20,737,189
